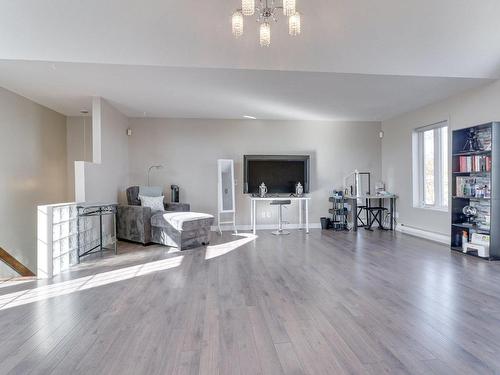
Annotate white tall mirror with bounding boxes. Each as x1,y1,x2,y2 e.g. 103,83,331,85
217,159,237,234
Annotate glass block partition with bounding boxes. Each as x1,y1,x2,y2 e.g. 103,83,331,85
37,203,95,278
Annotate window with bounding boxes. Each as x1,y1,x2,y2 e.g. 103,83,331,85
412,121,448,210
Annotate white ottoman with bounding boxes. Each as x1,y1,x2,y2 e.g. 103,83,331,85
151,211,214,250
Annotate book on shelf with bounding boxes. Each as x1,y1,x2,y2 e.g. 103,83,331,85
457,155,491,173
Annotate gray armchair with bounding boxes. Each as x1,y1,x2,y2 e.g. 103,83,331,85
117,186,190,245
117,204,152,244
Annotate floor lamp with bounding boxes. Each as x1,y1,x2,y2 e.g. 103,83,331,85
147,165,164,186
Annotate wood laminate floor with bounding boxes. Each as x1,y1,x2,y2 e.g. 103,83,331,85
1,229,500,374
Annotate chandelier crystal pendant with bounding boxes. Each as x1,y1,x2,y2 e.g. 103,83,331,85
242,0,255,16
231,0,301,46
288,11,300,36
260,22,271,47
232,11,244,37
283,0,295,16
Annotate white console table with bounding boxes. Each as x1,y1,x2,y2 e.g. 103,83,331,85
249,196,311,234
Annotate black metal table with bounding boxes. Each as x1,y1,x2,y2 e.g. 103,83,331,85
344,195,397,231
77,203,118,262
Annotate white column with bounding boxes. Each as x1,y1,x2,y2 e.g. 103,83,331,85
91,97,102,164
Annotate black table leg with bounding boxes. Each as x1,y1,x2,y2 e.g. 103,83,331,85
352,199,358,231
100,210,103,257
77,212,80,264
379,198,383,229
114,212,117,255
390,198,395,231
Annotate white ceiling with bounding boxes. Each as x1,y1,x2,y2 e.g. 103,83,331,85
0,0,499,120
0,60,491,120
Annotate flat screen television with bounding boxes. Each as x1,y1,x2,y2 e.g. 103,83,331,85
243,155,310,194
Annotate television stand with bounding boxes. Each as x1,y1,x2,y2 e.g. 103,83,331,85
249,196,311,234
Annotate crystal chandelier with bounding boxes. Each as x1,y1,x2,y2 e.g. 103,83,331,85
231,0,301,46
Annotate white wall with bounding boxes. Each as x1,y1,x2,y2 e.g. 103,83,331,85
66,116,92,201
70,98,129,246
128,119,382,227
0,87,67,276
382,80,500,236
73,98,128,207
76,98,129,205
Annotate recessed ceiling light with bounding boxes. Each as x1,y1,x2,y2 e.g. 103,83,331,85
243,115,257,119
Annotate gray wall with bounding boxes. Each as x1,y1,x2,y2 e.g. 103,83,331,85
128,118,382,227
67,99,130,246
82,99,129,205
0,87,67,277
382,80,500,235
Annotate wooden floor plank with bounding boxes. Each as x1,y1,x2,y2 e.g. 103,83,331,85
274,342,306,375
0,230,500,374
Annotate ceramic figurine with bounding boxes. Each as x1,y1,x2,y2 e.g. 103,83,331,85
259,183,268,197
295,182,304,197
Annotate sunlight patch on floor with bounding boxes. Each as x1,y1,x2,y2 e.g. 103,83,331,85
0,256,183,311
205,233,257,260
0,278,37,289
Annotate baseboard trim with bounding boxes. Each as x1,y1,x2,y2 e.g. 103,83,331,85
396,224,450,245
211,223,321,232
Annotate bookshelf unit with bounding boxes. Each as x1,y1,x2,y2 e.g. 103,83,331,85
451,122,500,260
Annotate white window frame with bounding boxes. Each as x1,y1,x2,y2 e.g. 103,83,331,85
412,120,449,211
